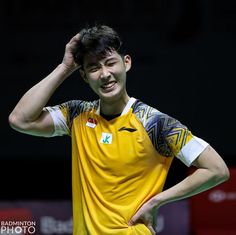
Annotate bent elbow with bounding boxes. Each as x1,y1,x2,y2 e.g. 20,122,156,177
8,112,27,132
215,165,230,184
8,113,18,130
222,167,230,182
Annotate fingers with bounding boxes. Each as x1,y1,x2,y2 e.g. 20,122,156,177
68,33,81,44
128,213,139,226
65,33,81,53
129,214,156,234
129,219,155,235
147,223,156,235
128,219,134,226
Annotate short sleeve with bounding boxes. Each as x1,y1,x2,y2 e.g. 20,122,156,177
157,114,209,166
132,100,208,167
176,136,209,166
44,105,70,136
44,100,86,136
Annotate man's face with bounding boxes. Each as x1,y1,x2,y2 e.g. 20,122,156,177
81,50,131,102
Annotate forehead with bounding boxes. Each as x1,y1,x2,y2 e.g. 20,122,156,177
83,50,122,67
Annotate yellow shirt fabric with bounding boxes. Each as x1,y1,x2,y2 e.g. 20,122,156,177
46,98,206,235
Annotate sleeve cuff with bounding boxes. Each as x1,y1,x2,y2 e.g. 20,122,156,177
176,136,209,167
44,107,70,136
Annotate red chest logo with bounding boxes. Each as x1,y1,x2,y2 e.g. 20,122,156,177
86,117,97,128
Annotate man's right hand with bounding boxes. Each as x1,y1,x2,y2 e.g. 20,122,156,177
62,33,82,73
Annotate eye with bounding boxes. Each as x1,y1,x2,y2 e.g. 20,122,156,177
88,66,99,73
107,62,116,67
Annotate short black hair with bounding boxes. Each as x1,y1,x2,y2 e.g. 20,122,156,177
74,25,126,66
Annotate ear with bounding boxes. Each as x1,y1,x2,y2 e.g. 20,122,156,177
124,55,131,72
79,69,88,83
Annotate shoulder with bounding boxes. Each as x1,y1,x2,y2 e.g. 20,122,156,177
61,99,98,112
50,99,99,120
132,99,171,128
132,99,159,118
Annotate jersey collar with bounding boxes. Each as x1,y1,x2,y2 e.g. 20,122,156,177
96,97,136,116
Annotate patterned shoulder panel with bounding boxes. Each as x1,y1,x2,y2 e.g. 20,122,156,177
59,99,99,126
132,100,193,157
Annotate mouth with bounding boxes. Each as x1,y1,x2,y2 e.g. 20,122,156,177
101,81,117,91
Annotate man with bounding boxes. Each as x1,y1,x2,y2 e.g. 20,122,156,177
9,25,229,235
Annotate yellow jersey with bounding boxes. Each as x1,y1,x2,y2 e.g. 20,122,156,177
46,97,208,235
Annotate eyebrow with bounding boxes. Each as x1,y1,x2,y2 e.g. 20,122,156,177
85,62,98,69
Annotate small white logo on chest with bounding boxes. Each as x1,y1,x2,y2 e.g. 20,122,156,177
100,132,112,144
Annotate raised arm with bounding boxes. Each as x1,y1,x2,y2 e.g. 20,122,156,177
8,33,81,137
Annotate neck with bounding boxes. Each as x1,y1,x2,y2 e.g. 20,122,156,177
100,93,130,115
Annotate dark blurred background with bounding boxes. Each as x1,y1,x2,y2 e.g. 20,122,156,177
1,0,236,200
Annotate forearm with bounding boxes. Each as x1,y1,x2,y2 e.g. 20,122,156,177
10,64,71,123
129,162,229,228
152,167,227,209
149,145,229,209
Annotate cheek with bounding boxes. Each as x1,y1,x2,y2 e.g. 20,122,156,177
113,67,125,78
86,73,99,83
117,70,127,81
86,76,100,90
88,80,98,89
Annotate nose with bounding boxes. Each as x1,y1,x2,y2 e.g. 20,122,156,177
100,66,110,79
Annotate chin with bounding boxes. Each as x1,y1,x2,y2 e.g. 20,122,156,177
100,91,122,102
99,87,120,98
